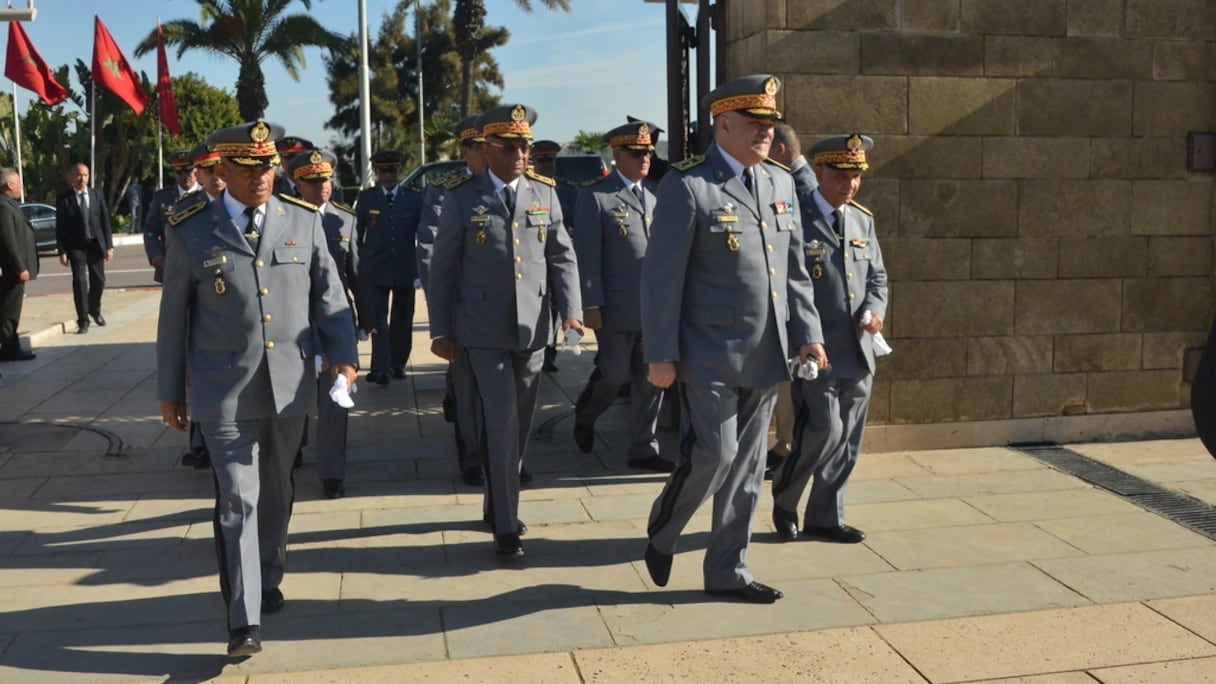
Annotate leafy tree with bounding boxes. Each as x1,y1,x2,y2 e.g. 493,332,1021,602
133,0,349,121
452,0,569,117
324,0,503,177
570,130,607,154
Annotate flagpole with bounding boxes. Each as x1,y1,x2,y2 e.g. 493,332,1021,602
156,16,163,190
89,81,95,188
12,84,24,202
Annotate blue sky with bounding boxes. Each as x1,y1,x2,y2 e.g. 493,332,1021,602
14,0,681,150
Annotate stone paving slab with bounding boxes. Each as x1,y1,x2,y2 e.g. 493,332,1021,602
1033,547,1216,603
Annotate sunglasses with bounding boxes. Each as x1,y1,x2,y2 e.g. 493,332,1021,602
625,149,654,159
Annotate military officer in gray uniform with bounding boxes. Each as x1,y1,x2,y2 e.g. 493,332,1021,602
529,139,576,373
640,75,826,604
144,149,200,283
272,136,312,197
771,134,887,545
572,120,671,472
289,148,359,499
427,104,583,557
356,150,422,384
156,120,358,657
417,115,488,487
177,143,228,470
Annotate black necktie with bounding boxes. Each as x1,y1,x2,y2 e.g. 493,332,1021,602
832,209,844,241
631,184,644,214
244,206,259,250
742,168,756,203
503,185,515,215
78,191,92,238
385,191,394,209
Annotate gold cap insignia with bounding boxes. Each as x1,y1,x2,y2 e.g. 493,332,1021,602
638,123,649,136
309,150,323,164
511,105,526,122
846,134,863,151
764,77,778,95
251,121,270,143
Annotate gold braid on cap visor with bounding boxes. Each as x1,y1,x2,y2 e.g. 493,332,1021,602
812,150,869,169
608,133,652,148
292,162,333,181
710,93,778,117
482,120,532,138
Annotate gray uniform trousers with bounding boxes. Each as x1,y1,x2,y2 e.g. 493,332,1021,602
647,383,776,590
314,373,348,480
202,410,305,630
574,330,662,459
774,373,872,527
450,346,483,473
467,346,543,530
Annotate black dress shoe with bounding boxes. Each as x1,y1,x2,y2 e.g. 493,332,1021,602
773,507,799,542
390,367,406,379
181,449,211,469
483,511,528,536
802,524,867,544
77,321,89,334
627,455,675,473
365,371,389,385
542,360,559,372
643,543,672,587
574,421,594,453
519,466,533,484
0,350,35,361
227,625,262,656
261,587,284,614
91,313,106,327
494,533,524,556
322,479,345,499
460,467,484,487
705,581,784,604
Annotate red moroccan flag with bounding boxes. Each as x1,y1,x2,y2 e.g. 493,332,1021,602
5,22,67,105
92,15,148,115
155,21,180,135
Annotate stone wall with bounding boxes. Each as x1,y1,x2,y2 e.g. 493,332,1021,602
723,0,1215,439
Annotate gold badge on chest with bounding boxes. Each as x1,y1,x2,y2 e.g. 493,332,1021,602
726,233,740,252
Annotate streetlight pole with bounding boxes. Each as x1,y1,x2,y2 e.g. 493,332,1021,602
358,0,373,187
416,2,425,165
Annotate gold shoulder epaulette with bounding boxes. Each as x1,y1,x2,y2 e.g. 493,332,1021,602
764,157,790,172
279,193,319,212
672,155,705,172
166,194,207,227
445,173,474,189
582,175,609,188
172,189,203,207
331,200,355,215
526,169,556,187
849,199,873,216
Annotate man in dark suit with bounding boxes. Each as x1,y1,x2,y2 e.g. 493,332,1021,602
55,163,113,333
0,168,38,362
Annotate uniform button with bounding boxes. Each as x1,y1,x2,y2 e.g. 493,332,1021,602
260,287,269,295
263,314,272,322
265,341,275,349
256,259,264,268
292,256,300,263
514,256,522,263
766,244,773,253
849,293,856,301
513,238,521,246
515,273,523,281
771,291,779,299
513,222,519,229
847,272,854,280
769,268,776,276
760,221,767,230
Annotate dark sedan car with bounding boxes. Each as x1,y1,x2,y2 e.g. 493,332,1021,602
19,202,57,253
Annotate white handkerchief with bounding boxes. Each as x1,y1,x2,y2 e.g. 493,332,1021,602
861,311,893,357
329,374,356,408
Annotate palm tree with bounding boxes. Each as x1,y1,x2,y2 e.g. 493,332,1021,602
133,0,349,121
452,0,570,117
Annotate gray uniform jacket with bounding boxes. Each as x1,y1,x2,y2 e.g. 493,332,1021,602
156,192,358,423
801,192,888,378
427,169,581,351
322,201,359,296
641,144,823,388
355,185,422,288
416,171,465,291
145,185,198,282
573,174,656,333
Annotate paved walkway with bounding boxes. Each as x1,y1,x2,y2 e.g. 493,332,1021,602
2,286,1216,682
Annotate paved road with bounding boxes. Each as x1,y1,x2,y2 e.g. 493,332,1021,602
25,243,158,296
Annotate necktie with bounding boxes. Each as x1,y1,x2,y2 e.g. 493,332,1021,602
385,190,394,209
78,191,92,237
832,209,844,241
631,184,645,215
503,185,515,215
742,168,756,203
244,206,259,250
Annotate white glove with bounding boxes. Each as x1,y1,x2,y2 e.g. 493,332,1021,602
562,328,583,356
329,374,356,408
861,311,893,357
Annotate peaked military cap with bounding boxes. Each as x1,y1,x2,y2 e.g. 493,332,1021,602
205,120,286,167
189,143,221,169
371,150,404,170
276,136,314,158
530,140,562,158
167,149,193,171
809,133,873,171
702,74,782,120
453,115,484,143
626,115,664,135
478,104,537,140
288,148,337,181
603,121,655,151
